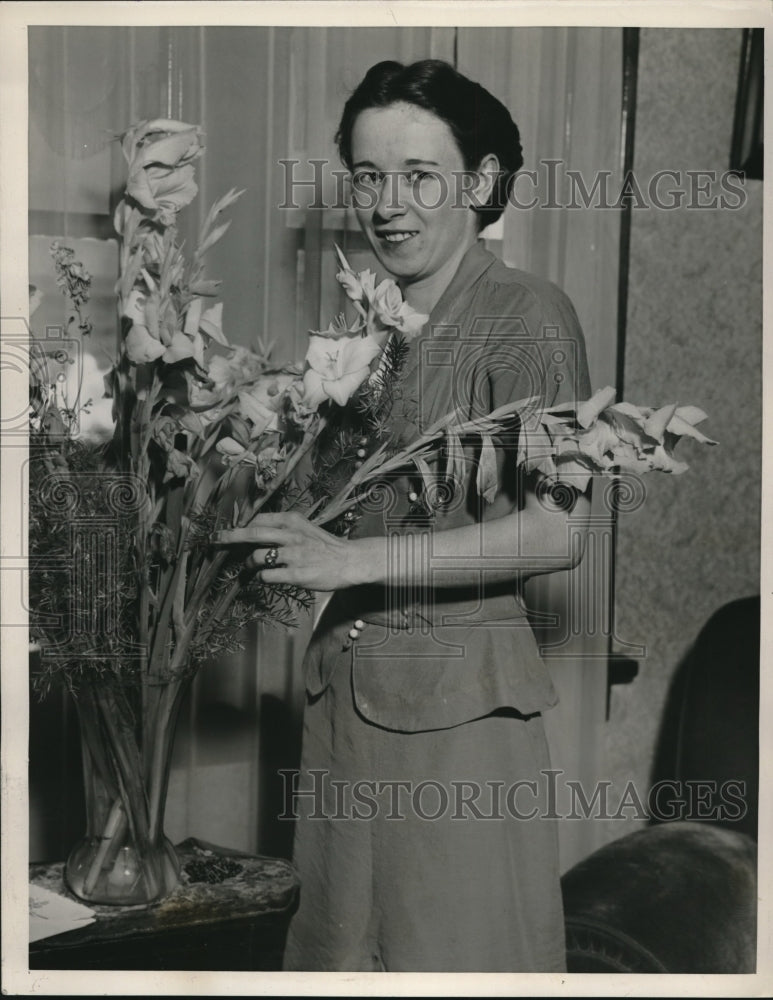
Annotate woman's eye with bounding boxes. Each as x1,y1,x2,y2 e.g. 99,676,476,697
353,171,381,188
408,169,436,185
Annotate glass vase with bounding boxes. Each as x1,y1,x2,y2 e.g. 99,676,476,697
64,678,186,906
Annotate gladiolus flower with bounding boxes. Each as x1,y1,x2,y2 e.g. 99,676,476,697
537,386,717,490
161,332,197,364
207,347,265,394
124,324,165,364
333,245,427,340
199,302,227,346
369,278,427,338
215,436,258,467
236,373,297,438
121,119,204,224
163,447,198,483
302,331,382,407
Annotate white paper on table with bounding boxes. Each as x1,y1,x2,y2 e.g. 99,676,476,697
29,883,96,943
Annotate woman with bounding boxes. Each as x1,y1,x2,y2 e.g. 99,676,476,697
218,59,591,971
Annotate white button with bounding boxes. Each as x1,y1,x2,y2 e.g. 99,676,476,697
349,628,360,640
408,491,418,502
354,619,365,630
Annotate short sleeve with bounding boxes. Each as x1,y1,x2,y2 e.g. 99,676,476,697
467,276,592,507
480,279,591,418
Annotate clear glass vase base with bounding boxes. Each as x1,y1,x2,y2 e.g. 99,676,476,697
65,835,180,906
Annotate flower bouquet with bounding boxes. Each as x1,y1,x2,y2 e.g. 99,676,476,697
30,120,325,905
29,121,434,906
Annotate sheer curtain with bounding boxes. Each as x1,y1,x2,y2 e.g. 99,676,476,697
29,26,623,871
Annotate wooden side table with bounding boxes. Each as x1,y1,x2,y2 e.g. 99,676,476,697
29,838,299,971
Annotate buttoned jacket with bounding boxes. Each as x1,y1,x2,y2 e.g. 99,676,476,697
305,242,591,732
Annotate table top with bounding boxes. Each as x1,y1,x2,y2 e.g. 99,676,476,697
29,837,299,951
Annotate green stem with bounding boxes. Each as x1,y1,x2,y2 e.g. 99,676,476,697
145,678,188,839
82,799,127,896
147,515,190,682
100,686,151,841
130,373,161,719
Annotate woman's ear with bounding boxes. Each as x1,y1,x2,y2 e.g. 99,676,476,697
469,153,500,209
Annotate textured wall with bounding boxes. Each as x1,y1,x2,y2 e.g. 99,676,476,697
606,29,762,831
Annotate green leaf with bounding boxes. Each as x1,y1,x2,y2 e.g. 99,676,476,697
228,415,251,447
198,187,245,246
118,248,144,301
255,333,276,362
445,429,466,494
575,385,617,428
197,220,232,257
476,434,498,504
672,404,708,426
643,403,678,443
668,408,717,445
200,422,226,457
189,279,222,297
175,410,206,437
199,302,228,346
520,421,554,468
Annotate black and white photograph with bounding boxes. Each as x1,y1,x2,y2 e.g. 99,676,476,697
1,1,770,994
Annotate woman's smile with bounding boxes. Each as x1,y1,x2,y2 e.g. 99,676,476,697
375,228,422,256
379,230,419,244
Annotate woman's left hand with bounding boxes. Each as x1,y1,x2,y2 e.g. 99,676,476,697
212,511,378,592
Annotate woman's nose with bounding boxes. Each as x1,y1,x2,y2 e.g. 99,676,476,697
374,172,409,220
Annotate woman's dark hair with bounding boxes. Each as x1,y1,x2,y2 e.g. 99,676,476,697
335,59,524,227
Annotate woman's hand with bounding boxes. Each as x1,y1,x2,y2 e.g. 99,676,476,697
212,512,383,592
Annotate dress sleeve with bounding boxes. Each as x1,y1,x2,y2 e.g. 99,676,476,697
480,278,591,418
470,277,592,506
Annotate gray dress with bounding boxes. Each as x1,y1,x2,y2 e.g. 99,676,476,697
282,241,592,972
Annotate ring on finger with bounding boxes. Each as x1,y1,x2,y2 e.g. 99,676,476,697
263,546,280,568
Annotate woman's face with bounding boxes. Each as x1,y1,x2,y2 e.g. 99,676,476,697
349,102,479,291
